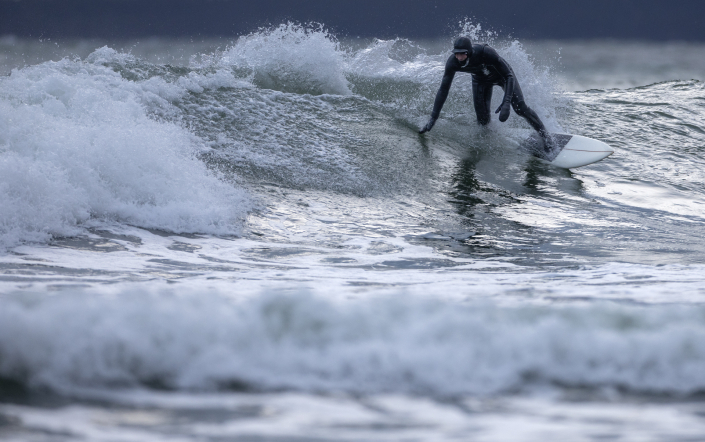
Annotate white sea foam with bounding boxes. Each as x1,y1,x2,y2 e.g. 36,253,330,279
2,31,705,442
1,288,704,397
218,23,351,95
0,48,251,248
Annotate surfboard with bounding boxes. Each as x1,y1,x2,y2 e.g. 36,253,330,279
519,133,614,169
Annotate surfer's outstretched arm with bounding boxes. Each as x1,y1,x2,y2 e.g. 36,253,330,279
420,62,456,134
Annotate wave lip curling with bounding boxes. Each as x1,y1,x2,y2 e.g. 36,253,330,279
0,48,251,248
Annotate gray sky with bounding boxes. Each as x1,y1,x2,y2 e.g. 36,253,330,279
1,0,704,41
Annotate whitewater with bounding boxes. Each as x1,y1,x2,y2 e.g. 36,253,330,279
1,23,705,441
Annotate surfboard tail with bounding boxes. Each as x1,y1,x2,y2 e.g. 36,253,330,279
519,133,572,162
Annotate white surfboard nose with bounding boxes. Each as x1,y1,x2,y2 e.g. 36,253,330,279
564,134,614,153
550,134,614,169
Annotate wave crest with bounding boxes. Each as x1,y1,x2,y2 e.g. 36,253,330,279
219,23,351,96
0,53,251,248
2,289,704,397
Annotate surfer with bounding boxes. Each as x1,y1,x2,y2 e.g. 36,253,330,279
419,36,554,150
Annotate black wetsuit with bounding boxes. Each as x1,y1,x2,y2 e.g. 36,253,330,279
430,44,549,138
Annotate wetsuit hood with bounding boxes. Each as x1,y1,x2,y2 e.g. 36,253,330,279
452,37,473,55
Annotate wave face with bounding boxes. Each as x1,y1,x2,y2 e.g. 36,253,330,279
3,26,704,258
2,289,705,397
3,25,705,257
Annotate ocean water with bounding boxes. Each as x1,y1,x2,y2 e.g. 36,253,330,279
1,23,705,441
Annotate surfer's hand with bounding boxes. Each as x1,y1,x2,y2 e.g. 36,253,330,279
495,101,511,122
419,117,436,134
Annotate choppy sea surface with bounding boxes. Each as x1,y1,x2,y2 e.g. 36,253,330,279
2,24,705,441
